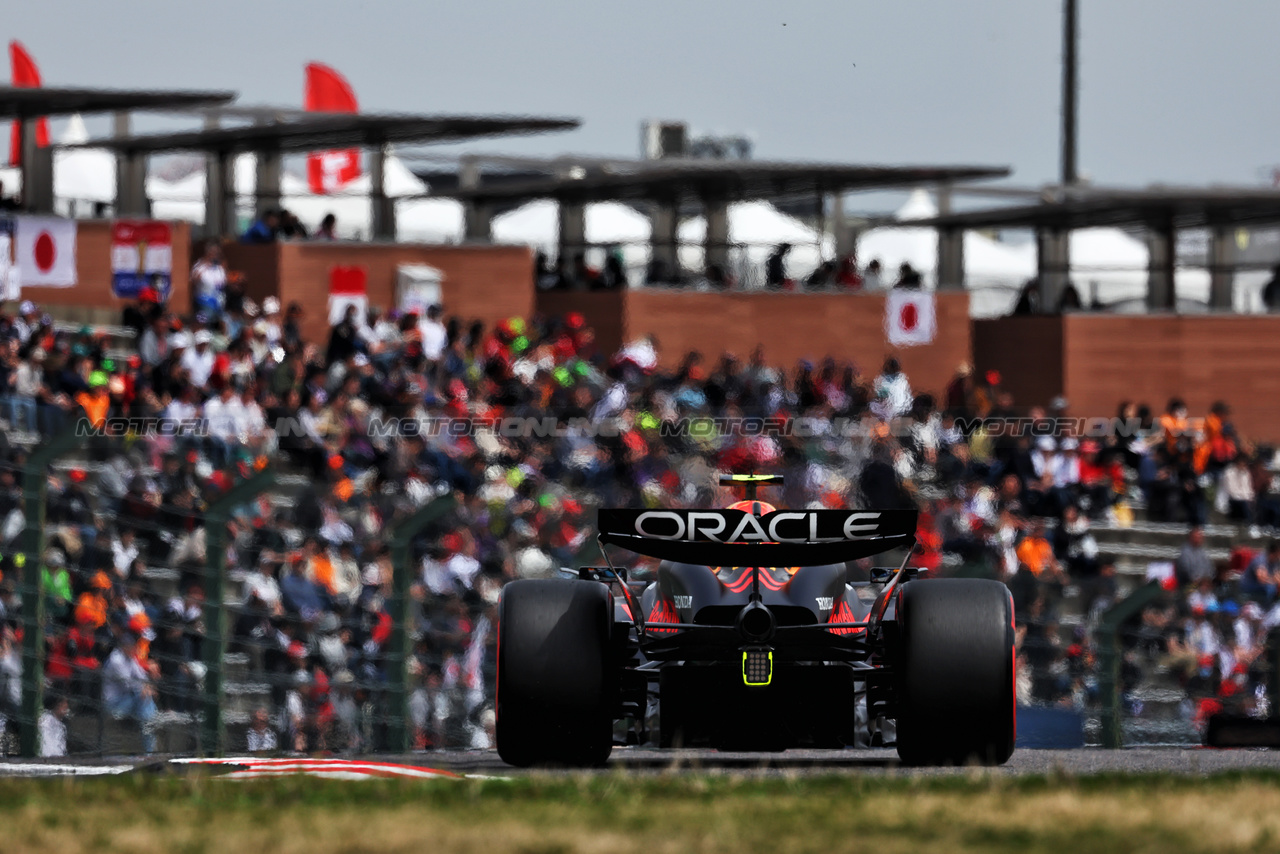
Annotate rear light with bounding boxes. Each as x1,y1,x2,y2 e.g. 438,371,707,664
742,648,773,686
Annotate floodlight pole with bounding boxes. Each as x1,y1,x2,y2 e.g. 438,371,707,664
1061,0,1079,187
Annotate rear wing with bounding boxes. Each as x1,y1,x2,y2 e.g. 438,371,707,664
597,508,917,566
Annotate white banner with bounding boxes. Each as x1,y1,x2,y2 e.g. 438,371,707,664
885,290,937,347
15,216,77,287
0,234,18,300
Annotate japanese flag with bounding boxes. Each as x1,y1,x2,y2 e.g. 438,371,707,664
885,290,936,347
15,216,77,287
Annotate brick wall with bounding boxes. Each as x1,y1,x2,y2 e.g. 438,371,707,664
972,316,1065,409
272,242,534,345
618,290,972,397
1062,314,1280,441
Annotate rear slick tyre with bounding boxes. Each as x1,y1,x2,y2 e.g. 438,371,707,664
895,578,1016,766
496,579,614,767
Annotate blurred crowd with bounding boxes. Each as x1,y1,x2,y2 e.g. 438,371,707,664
0,264,1277,753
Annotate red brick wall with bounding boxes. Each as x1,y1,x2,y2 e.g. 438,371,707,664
617,290,972,397
272,243,534,345
972,316,1065,409
1062,314,1280,441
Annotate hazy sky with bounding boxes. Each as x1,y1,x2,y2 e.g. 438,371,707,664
9,0,1280,191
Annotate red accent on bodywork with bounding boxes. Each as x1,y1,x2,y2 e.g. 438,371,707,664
646,598,680,634
828,595,866,635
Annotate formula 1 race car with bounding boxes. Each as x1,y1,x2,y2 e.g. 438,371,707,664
495,475,1015,767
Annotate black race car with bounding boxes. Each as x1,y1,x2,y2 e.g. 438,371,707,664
496,475,1016,767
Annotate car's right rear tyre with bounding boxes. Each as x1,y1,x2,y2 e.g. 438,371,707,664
895,578,1016,766
496,578,614,767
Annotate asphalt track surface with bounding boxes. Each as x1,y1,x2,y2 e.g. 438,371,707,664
7,747,1280,778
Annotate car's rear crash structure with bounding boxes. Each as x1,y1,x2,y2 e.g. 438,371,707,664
496,476,1016,767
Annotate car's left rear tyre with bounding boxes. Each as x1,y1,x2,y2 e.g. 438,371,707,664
496,579,614,767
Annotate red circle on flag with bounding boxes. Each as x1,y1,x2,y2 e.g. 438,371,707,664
900,303,918,331
34,232,56,272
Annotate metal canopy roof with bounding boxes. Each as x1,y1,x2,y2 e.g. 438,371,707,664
0,86,235,118
66,113,580,154
908,189,1280,230
445,160,1011,204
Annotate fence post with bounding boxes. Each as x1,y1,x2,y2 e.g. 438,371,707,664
200,465,276,756
18,427,84,758
386,494,456,753
1096,580,1164,749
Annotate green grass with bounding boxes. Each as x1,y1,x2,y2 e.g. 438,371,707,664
2,771,1280,853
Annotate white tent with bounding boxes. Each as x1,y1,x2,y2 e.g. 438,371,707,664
53,114,116,216
492,199,652,274
856,188,1216,316
147,151,465,242
857,189,1036,315
677,200,834,285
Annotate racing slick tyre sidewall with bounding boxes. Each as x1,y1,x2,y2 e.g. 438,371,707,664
895,578,1016,766
496,578,614,767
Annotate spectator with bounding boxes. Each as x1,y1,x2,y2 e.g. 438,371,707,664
190,244,227,316
102,632,158,753
1222,453,1256,529
836,254,863,289
1241,541,1280,603
894,262,922,289
182,330,216,389
862,259,884,290
241,210,280,244
315,213,338,241
765,243,791,289
872,358,913,419
278,209,308,240
1262,264,1280,312
1176,527,1215,587
418,304,448,363
38,694,69,757
246,707,277,752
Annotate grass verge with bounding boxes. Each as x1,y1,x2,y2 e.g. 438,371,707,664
2,770,1279,854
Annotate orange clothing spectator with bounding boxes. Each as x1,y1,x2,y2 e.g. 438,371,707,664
74,591,107,628
307,551,335,594
76,387,110,429
1194,403,1235,476
1016,535,1056,577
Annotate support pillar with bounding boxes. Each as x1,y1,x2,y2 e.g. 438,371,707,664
21,119,54,214
369,144,396,241
1208,225,1235,311
459,156,491,242
650,199,679,283
1146,219,1176,312
1036,228,1070,313
832,192,854,260
703,196,729,274
203,114,232,239
937,227,965,290
117,150,148,217
254,146,282,220
558,196,586,267
113,112,132,216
